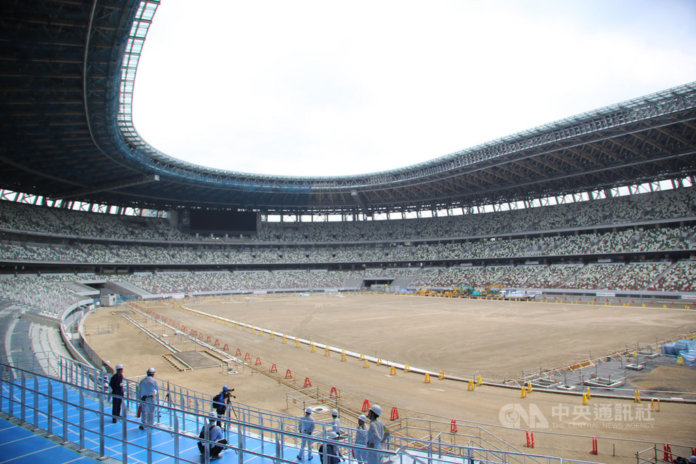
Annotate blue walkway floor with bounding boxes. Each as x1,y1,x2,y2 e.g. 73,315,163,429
0,416,99,464
0,376,316,464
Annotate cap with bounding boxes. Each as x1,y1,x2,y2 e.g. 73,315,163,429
222,385,229,391
328,432,339,439
104,360,111,366
147,367,156,375
115,364,123,370
209,413,217,422
358,415,367,422
305,407,313,414
369,404,382,417
332,409,338,417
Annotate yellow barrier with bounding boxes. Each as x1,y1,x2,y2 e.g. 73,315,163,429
650,398,656,410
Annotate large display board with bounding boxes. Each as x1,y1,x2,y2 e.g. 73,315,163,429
184,209,258,233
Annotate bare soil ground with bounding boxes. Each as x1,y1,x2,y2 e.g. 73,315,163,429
84,294,696,463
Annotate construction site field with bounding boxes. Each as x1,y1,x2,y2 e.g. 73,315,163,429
84,293,696,463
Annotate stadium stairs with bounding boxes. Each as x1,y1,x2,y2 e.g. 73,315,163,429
104,280,154,300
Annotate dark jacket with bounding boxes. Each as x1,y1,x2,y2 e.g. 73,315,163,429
109,372,124,396
212,391,228,414
318,443,342,464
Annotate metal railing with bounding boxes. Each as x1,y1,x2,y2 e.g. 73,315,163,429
636,443,695,464
0,359,603,464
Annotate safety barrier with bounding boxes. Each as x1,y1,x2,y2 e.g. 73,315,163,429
161,300,696,402
0,359,604,464
635,443,696,464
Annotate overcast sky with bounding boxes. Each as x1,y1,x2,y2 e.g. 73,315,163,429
132,0,696,177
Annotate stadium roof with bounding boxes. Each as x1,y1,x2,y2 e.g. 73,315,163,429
1,0,696,215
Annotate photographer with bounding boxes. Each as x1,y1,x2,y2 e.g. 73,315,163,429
212,385,235,427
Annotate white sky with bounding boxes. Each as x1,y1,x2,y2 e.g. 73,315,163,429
133,0,696,177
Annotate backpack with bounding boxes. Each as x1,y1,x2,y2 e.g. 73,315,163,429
199,423,213,440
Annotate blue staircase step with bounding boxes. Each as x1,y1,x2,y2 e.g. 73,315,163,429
0,416,101,464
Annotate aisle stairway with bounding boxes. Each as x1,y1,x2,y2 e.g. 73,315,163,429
0,416,101,464
0,373,302,464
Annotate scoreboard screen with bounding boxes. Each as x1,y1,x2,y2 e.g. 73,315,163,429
186,209,257,233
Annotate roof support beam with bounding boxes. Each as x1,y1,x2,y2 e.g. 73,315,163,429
58,174,160,200
350,190,370,217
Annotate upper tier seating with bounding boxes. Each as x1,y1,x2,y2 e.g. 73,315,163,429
1,187,694,243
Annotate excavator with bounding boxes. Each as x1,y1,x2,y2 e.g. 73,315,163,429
484,285,502,298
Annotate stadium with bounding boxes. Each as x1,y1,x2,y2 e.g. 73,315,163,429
1,1,696,464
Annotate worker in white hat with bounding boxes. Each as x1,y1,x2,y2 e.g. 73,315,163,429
198,412,228,459
354,414,368,464
138,367,159,430
330,408,341,437
366,404,387,464
102,361,112,392
297,407,315,461
108,364,125,423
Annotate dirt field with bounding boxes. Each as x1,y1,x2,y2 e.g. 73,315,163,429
84,293,696,463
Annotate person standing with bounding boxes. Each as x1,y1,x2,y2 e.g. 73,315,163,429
330,409,341,437
297,407,315,461
366,405,386,464
212,385,235,427
108,364,125,423
353,414,368,464
102,361,112,392
138,367,159,430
